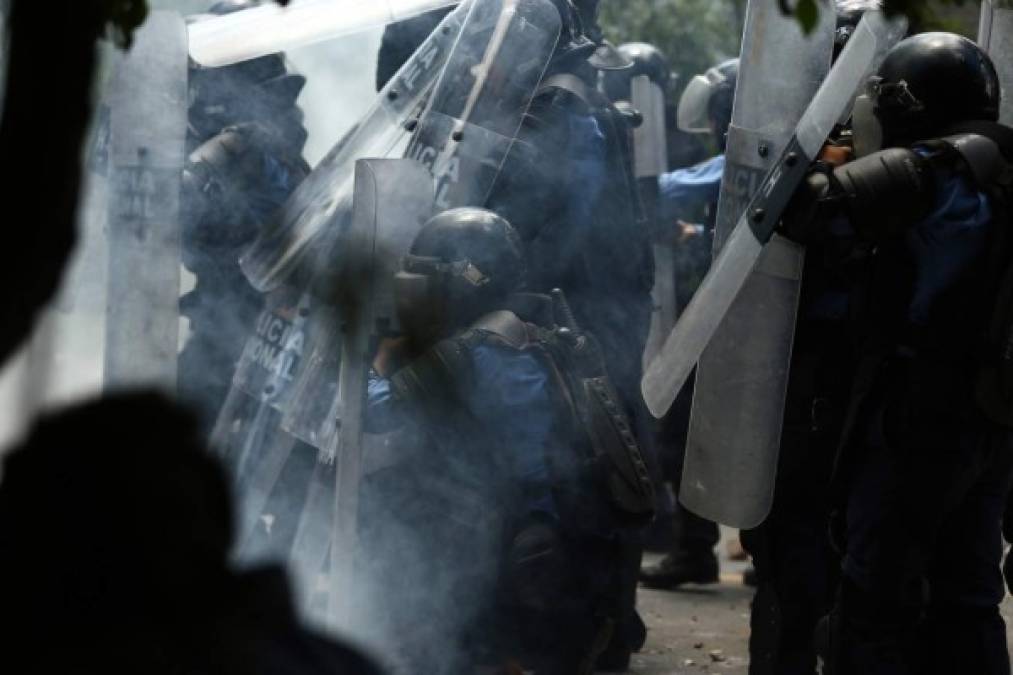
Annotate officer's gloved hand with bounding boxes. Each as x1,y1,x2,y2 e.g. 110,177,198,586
778,163,837,244
181,123,273,246
612,100,643,130
372,336,409,378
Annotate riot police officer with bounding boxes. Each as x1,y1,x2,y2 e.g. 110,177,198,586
658,57,736,232
178,0,311,434
781,33,1013,674
372,6,652,667
483,3,655,668
728,5,902,673
363,207,654,675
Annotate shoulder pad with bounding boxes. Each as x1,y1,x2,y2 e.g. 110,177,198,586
941,133,1007,188
536,72,601,112
389,337,471,408
467,311,530,350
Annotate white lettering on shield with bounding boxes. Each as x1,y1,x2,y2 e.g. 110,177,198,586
240,310,306,382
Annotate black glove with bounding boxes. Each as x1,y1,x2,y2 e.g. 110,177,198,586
778,163,838,244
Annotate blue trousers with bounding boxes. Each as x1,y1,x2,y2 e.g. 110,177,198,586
834,423,1013,675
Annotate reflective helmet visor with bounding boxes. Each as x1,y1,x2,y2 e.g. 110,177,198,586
678,72,722,134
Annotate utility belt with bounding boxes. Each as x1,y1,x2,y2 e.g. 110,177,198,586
530,321,655,533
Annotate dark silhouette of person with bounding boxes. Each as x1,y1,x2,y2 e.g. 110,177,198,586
0,392,383,675
0,3,379,673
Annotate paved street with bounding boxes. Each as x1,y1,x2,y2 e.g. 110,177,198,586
631,543,752,675
628,532,1013,674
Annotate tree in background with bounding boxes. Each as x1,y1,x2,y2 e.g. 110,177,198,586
599,0,745,96
780,0,977,34
599,0,980,104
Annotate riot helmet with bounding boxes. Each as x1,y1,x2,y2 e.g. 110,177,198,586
834,0,881,60
868,32,1000,145
677,58,738,148
601,42,670,103
395,208,526,343
186,1,308,145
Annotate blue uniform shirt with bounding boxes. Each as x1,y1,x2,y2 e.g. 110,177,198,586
802,150,991,327
367,343,558,518
565,115,608,231
905,149,992,325
658,154,725,223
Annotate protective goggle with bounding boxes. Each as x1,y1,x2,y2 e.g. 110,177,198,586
677,66,731,134
834,25,857,59
866,76,926,117
399,255,491,287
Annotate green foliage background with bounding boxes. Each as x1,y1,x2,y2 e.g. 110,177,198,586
598,0,982,105
599,0,746,91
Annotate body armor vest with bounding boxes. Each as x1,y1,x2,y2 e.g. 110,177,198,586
390,295,656,530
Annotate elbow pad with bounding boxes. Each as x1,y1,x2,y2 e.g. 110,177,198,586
832,147,936,243
779,166,835,244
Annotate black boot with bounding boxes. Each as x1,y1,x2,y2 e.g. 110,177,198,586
638,552,719,590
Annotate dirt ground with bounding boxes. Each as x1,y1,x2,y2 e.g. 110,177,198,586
628,529,1013,674
631,534,752,675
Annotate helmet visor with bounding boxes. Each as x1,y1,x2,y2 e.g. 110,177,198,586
394,256,447,341
678,73,719,134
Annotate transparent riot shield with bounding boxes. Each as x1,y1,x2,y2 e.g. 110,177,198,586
242,0,561,293
208,285,313,553
278,0,561,448
212,0,560,619
297,158,434,626
403,0,563,209
103,12,188,392
188,0,460,68
240,1,471,292
979,0,1013,125
677,3,835,529
631,74,673,367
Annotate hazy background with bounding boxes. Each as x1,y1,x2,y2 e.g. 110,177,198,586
0,0,985,449
0,0,381,450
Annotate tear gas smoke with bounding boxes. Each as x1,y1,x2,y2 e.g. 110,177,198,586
0,4,377,456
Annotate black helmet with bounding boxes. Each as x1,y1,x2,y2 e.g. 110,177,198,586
601,42,670,103
187,54,307,146
871,32,1000,144
395,208,526,342
834,0,880,60
677,58,738,148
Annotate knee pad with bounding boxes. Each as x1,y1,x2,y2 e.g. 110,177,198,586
504,523,572,613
